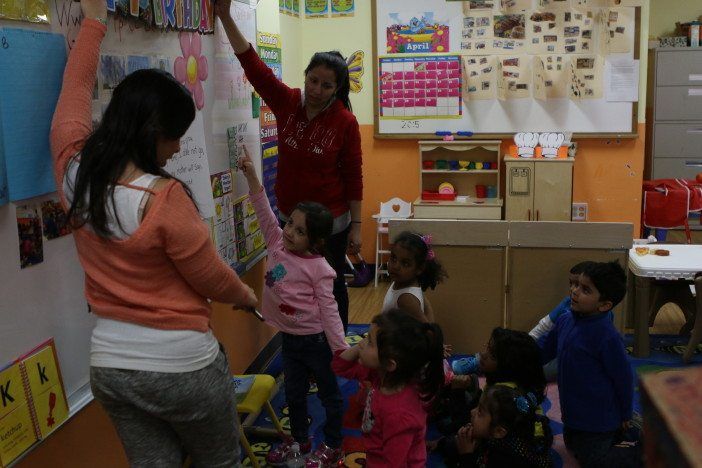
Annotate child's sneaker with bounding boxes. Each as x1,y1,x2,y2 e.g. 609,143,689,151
451,353,480,375
304,442,343,468
265,436,311,466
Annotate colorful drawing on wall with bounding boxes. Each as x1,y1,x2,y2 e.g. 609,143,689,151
493,14,525,39
98,55,127,98
41,199,71,240
331,0,354,17
0,0,49,23
346,50,365,93
107,0,214,33
379,55,462,119
386,12,450,54
174,32,209,110
16,204,43,269
305,0,328,18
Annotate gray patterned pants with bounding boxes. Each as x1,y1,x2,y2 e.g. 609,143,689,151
91,349,241,467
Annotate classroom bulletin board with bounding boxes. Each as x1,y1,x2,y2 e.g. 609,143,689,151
372,0,641,137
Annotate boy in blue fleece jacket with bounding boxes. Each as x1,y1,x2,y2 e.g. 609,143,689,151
541,261,641,468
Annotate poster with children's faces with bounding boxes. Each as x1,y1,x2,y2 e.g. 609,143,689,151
598,8,632,54
562,9,594,54
569,55,603,99
533,54,569,99
499,55,531,100
462,55,497,100
379,55,462,119
16,204,43,269
461,12,494,53
527,11,562,54
493,14,526,53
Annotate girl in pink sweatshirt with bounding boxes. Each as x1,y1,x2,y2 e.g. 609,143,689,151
239,149,348,467
332,309,445,467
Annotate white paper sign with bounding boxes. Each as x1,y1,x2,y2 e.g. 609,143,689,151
605,59,639,102
164,112,216,219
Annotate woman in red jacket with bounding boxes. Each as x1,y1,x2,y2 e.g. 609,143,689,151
216,0,363,332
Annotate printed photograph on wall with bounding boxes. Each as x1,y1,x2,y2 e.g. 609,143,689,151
386,12,450,54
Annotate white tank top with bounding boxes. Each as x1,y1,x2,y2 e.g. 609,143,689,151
64,157,219,373
381,283,425,315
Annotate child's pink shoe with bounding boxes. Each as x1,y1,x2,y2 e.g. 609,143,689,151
265,436,311,466
304,442,343,468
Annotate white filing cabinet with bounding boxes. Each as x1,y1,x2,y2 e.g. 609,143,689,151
651,48,702,179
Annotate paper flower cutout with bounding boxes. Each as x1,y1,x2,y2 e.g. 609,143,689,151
174,32,208,110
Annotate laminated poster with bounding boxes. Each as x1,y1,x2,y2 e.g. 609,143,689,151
331,0,353,17
386,11,450,54
379,55,462,120
305,0,328,18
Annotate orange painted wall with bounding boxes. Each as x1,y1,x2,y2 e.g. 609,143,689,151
356,123,645,261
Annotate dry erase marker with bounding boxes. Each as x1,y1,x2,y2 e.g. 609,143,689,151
435,131,452,136
244,307,265,321
456,131,474,137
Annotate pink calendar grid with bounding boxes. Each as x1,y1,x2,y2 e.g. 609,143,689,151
379,56,462,119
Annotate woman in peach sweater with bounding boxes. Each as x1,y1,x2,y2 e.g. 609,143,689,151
50,0,257,465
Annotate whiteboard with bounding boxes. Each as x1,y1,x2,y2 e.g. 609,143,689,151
373,0,637,136
0,0,260,415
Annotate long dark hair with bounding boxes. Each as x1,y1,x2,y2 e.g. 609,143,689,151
372,309,444,401
485,327,546,404
392,231,448,291
304,51,352,111
292,201,333,256
67,69,195,237
482,385,553,450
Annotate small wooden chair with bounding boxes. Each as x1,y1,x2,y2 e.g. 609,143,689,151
233,374,287,468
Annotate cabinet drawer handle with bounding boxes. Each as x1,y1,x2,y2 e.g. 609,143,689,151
690,74,702,81
685,161,702,167
536,210,540,221
527,209,531,221
688,88,702,96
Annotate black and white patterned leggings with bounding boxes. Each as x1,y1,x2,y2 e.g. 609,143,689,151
91,348,241,467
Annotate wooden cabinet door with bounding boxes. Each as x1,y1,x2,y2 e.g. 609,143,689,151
533,160,572,221
505,160,534,220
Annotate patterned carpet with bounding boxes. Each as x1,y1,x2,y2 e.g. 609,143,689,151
241,329,702,467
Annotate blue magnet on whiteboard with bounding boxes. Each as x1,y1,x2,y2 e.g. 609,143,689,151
435,131,452,136
456,131,474,137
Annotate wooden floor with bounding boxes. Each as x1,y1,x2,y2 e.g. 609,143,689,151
347,278,686,335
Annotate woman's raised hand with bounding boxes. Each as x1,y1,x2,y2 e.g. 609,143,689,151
81,0,107,23
214,0,232,19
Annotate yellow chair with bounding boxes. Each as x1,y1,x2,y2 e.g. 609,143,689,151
233,374,287,468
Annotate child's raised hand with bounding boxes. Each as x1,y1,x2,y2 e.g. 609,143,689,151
237,146,262,193
443,344,453,358
456,424,477,455
213,0,232,19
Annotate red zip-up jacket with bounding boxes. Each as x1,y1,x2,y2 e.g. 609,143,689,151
236,45,363,217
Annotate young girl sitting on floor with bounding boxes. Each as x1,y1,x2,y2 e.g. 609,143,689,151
239,148,348,467
456,384,553,467
433,328,547,457
381,231,447,323
332,309,445,467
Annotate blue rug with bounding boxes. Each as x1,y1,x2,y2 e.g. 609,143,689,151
242,329,702,467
